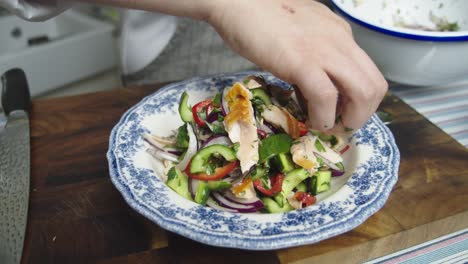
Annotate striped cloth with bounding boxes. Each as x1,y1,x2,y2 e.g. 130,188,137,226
365,228,468,264
0,114,5,131
391,82,468,148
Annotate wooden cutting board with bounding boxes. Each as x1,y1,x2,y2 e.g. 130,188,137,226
22,84,468,264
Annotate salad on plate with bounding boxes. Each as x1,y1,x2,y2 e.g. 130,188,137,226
143,75,350,213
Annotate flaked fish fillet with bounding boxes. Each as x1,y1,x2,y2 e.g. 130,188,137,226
263,104,301,139
223,82,259,173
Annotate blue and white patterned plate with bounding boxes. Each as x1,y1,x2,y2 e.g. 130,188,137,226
107,71,400,250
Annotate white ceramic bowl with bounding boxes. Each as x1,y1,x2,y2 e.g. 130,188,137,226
331,0,468,86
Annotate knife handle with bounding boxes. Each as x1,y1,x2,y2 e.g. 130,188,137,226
1,68,31,116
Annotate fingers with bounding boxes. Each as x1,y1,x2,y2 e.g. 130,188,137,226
214,0,387,133
291,42,387,132
324,42,388,130
324,52,374,129
348,45,389,119
293,66,338,131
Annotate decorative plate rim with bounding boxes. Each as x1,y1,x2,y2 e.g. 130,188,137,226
107,71,400,250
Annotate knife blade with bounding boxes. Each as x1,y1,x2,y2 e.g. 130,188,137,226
0,68,31,264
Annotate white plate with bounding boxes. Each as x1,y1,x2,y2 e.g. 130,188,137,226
107,71,400,250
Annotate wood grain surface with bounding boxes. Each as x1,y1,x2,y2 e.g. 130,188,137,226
21,84,468,264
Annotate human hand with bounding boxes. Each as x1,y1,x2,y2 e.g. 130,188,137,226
206,0,388,132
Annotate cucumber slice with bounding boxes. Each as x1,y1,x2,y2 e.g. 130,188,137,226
262,197,294,213
166,167,192,201
190,144,237,174
295,182,307,192
269,169,311,211
281,168,311,196
251,88,272,105
308,175,318,196
207,180,232,191
194,181,210,205
315,170,332,193
250,165,269,180
179,91,194,123
271,153,295,173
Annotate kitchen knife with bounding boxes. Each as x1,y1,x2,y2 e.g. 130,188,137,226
0,68,31,264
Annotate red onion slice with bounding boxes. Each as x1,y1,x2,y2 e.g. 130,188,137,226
206,111,221,123
176,124,198,170
263,121,279,134
206,197,237,212
189,178,200,199
227,168,242,179
144,134,181,162
314,152,342,171
201,135,232,148
331,169,345,177
143,134,168,151
167,150,183,156
257,123,274,134
146,148,179,163
223,191,264,208
211,192,259,213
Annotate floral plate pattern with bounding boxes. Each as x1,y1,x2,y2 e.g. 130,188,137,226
107,71,400,250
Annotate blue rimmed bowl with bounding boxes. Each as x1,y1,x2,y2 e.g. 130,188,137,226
107,71,400,250
331,0,468,86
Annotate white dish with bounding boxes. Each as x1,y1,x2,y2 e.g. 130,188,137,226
331,0,468,86
107,71,400,249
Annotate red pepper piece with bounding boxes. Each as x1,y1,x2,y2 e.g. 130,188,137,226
185,161,238,181
253,173,285,197
192,99,212,127
339,145,350,155
257,129,268,139
298,121,308,136
293,191,317,207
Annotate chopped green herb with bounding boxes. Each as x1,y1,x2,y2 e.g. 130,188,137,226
206,121,226,135
250,165,269,180
314,139,325,152
335,162,345,171
438,22,459,32
175,124,189,149
316,157,324,167
258,133,293,162
233,142,240,154
206,163,217,175
252,98,265,107
261,176,271,189
212,93,221,107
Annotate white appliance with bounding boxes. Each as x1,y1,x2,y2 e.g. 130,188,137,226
0,10,117,103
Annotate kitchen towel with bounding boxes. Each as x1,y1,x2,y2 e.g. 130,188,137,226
365,228,468,264
391,81,468,148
